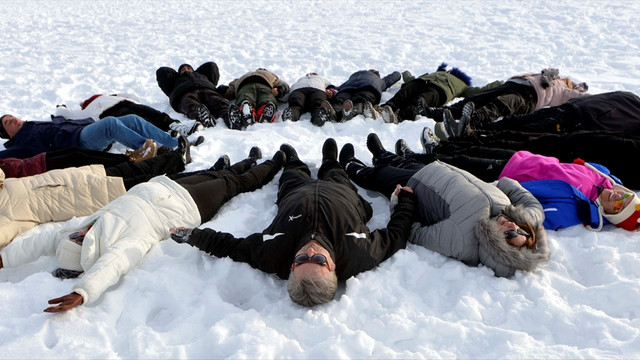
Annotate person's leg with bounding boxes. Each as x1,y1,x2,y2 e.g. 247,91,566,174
351,89,377,108
384,79,431,110
44,147,129,170
100,100,175,131
287,90,306,121
305,89,328,113
178,90,205,119
255,83,278,108
179,159,282,222
345,160,419,199
482,105,577,133
105,149,184,179
236,83,260,108
201,89,230,120
114,114,179,147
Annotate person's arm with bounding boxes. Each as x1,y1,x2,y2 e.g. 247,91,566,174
497,177,545,224
381,71,402,91
0,226,61,268
367,186,417,262
273,80,290,100
195,62,220,86
156,67,178,97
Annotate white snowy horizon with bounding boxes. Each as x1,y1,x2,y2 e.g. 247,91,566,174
1,1,640,358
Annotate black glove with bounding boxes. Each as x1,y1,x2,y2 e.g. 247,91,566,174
171,228,193,243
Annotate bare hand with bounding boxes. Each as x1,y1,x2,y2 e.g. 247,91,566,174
272,87,279,96
169,226,184,234
326,89,334,99
394,184,413,196
44,292,83,313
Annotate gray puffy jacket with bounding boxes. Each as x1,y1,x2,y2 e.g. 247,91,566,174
407,161,549,277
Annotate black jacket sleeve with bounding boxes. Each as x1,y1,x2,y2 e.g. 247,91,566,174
381,71,402,91
156,67,178,97
195,62,220,87
369,191,417,262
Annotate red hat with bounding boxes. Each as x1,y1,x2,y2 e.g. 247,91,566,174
602,186,640,231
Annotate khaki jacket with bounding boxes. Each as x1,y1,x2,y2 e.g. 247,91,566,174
0,165,126,247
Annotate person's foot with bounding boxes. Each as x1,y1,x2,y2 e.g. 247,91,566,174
226,106,244,130
322,138,338,164
210,154,230,171
240,101,255,126
178,135,191,164
282,107,295,122
395,139,415,157
381,105,398,124
443,103,472,138
339,143,365,172
342,99,355,121
196,104,216,127
127,139,158,162
271,150,286,168
191,135,205,147
248,146,262,162
363,101,381,119
420,127,440,154
258,102,277,123
279,143,299,163
310,108,327,127
366,133,386,158
320,100,337,122
170,121,203,137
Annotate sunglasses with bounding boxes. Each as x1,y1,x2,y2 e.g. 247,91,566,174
292,253,331,271
504,228,530,240
613,192,634,213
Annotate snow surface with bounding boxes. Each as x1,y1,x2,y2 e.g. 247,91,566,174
1,0,640,358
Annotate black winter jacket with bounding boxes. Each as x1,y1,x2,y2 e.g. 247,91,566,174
187,178,416,281
156,62,220,111
337,70,402,104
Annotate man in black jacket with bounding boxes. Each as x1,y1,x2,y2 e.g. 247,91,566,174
170,138,417,307
156,62,230,129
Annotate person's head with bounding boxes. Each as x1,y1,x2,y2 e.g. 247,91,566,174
306,72,318,77
496,213,537,249
53,237,84,279
0,114,24,139
368,69,380,77
287,240,337,306
178,64,194,74
599,185,640,231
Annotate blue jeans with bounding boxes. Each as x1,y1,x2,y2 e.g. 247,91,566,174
78,115,178,151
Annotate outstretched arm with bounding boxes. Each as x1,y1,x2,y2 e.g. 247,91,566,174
44,292,83,313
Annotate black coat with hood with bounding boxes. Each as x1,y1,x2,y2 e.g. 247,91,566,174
185,170,416,281
156,62,221,112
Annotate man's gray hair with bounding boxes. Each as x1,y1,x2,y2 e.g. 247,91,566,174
287,271,338,307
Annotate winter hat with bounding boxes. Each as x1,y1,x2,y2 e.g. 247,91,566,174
600,185,640,231
57,239,83,272
79,94,103,110
0,114,9,139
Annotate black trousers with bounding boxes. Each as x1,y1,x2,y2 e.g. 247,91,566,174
384,80,444,121
447,130,640,189
176,158,280,224
287,88,328,120
179,88,230,121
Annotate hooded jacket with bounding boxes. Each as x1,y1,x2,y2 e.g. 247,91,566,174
0,165,126,247
415,71,503,103
407,161,549,277
156,62,221,112
54,94,140,121
0,176,200,305
225,69,290,101
510,72,589,110
185,175,416,281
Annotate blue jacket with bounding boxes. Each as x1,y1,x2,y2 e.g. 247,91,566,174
337,70,401,103
0,116,94,159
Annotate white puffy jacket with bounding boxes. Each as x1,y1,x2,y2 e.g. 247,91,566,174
0,176,200,305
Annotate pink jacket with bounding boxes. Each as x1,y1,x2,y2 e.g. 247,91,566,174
498,151,612,201
512,73,589,110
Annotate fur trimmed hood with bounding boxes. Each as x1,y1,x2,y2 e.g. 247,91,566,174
475,204,550,277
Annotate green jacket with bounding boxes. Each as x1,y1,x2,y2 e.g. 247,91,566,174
405,71,503,103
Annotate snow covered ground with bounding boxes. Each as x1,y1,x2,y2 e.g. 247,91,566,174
1,0,640,358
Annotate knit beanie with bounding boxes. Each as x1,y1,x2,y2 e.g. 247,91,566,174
0,114,9,139
57,239,83,272
80,94,103,110
601,185,640,231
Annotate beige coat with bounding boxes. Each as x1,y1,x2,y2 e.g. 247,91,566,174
0,165,126,247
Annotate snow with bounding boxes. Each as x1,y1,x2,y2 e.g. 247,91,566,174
1,0,640,358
